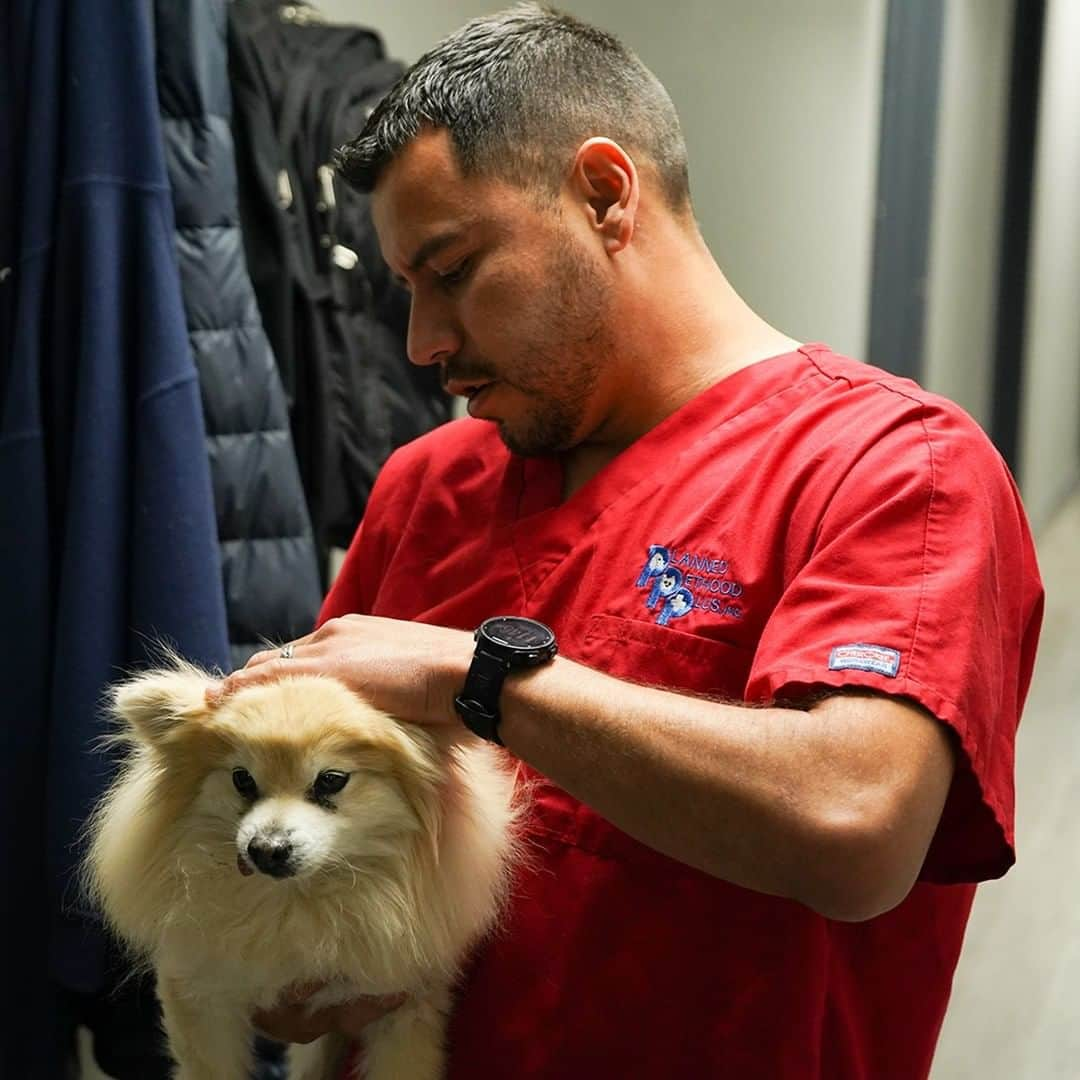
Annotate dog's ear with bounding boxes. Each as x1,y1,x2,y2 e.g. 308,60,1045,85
111,664,215,747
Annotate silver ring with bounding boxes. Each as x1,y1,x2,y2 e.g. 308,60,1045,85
280,643,295,659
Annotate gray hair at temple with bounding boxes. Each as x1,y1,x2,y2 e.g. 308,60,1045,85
334,3,692,214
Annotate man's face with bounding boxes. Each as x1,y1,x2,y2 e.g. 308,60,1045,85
371,129,616,456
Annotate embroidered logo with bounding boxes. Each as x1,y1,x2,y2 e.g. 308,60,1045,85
828,643,901,678
635,544,744,626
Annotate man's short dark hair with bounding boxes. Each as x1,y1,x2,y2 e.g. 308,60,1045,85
335,3,692,213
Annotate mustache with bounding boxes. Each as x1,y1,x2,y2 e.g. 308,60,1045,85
441,362,497,389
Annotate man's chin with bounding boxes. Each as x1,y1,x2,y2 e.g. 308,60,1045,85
496,422,575,459
495,423,539,457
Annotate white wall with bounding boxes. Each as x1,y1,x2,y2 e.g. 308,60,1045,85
1017,0,1080,530
923,0,1013,434
320,0,887,359
320,0,496,57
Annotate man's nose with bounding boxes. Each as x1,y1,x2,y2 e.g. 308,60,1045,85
406,292,461,368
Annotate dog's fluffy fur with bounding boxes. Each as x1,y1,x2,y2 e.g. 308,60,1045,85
82,660,520,1080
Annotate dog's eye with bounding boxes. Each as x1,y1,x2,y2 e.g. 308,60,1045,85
312,770,350,798
231,767,258,800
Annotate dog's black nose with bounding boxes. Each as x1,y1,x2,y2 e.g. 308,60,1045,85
247,834,295,878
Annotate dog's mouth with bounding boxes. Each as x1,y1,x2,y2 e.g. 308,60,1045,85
237,852,255,877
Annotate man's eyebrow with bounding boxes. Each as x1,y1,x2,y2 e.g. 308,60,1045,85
406,228,469,272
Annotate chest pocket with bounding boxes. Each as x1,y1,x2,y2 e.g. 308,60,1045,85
521,612,755,865
571,612,752,701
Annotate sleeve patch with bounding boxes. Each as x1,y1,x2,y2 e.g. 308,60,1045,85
827,643,901,677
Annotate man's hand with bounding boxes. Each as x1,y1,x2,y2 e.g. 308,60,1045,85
252,983,409,1044
207,614,473,726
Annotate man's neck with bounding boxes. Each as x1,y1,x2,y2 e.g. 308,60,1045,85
558,237,802,500
559,328,802,501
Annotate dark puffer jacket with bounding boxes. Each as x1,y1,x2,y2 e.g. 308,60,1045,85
228,0,452,584
157,0,322,670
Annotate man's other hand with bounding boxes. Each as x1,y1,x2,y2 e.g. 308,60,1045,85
253,984,409,1044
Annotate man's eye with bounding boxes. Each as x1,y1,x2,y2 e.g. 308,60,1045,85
232,767,258,800
436,258,471,286
312,770,351,799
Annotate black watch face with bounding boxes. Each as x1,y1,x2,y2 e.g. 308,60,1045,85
484,617,554,650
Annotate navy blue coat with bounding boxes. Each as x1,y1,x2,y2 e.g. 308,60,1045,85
0,1,230,1070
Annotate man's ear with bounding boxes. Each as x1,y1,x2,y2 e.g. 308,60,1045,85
570,137,640,254
111,661,216,747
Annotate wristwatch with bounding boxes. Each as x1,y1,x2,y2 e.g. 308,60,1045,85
454,616,558,745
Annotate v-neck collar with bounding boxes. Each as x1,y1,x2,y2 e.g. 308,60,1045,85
520,345,819,515
502,345,824,592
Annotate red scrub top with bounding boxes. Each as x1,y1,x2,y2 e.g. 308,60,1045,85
329,344,1043,1079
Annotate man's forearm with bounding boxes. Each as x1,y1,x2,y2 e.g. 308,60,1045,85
496,656,954,922
215,613,953,921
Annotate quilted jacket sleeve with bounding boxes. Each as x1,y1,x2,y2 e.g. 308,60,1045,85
156,0,322,669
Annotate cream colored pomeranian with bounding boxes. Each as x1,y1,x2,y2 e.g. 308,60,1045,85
82,659,520,1080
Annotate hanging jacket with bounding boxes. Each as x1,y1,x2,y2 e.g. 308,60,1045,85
228,0,451,584
58,6,324,1076
0,1,231,1075
156,0,322,671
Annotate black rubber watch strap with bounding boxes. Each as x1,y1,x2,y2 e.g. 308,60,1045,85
454,649,511,744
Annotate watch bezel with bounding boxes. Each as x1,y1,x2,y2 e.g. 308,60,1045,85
477,616,557,663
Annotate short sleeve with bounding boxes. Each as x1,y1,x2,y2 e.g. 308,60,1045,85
317,434,431,625
745,397,1043,884
318,523,367,625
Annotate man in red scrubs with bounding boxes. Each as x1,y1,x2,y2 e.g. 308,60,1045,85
221,5,1044,1077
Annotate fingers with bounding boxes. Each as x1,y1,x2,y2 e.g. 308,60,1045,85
204,618,356,707
204,637,317,707
243,649,280,669
251,1005,327,1045
246,633,316,668
282,979,325,1005
330,993,410,1039
251,983,326,1043
251,992,408,1045
205,659,296,707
